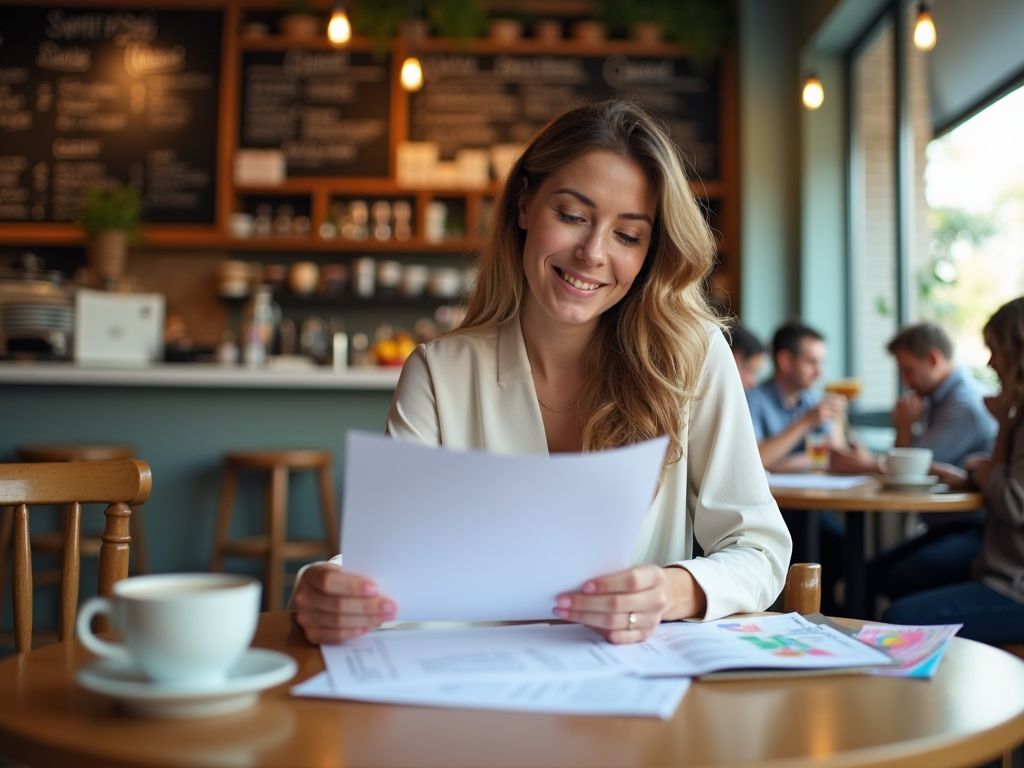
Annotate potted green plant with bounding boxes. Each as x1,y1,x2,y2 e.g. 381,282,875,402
426,0,485,45
280,0,320,38
77,183,142,290
598,0,665,41
598,0,733,64
485,7,532,44
352,0,407,58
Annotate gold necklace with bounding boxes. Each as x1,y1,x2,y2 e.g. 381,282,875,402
537,394,581,413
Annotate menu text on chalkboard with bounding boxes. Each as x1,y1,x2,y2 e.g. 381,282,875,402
409,53,719,181
0,7,222,225
239,48,391,178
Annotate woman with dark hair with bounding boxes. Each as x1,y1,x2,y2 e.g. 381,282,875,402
885,297,1024,643
294,101,791,645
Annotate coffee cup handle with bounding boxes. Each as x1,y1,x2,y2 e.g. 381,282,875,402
76,597,132,666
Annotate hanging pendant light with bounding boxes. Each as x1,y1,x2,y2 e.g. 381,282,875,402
401,56,423,91
327,0,352,47
802,74,824,110
400,0,424,92
913,2,936,51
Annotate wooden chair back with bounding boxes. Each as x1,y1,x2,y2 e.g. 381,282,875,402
783,562,822,615
0,459,151,653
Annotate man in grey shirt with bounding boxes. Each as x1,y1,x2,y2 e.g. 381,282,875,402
832,322,997,606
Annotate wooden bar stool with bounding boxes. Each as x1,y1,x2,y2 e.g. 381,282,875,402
210,450,339,611
12,444,150,576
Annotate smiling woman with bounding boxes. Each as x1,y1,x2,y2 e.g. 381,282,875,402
292,101,792,647
517,150,656,338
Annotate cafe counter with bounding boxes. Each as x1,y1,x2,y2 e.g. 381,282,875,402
0,361,401,390
0,361,400,596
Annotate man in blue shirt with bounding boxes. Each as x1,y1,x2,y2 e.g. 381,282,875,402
746,322,848,471
746,322,849,613
831,322,997,609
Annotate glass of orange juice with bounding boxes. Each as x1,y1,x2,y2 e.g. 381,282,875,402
805,433,829,471
824,378,862,442
824,378,863,401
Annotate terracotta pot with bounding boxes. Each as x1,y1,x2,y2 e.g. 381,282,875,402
534,19,562,43
571,20,605,45
488,18,523,43
279,14,319,38
87,230,128,289
633,21,663,44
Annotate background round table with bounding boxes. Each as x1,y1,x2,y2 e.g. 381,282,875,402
770,479,984,617
1,611,1023,768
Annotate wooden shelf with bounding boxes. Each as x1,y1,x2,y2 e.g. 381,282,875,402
0,224,482,253
200,236,482,253
221,293,461,308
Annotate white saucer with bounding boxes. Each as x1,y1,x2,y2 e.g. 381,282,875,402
76,648,297,719
879,474,940,490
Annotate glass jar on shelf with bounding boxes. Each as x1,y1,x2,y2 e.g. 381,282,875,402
241,285,279,367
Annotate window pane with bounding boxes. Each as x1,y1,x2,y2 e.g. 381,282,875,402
922,85,1024,382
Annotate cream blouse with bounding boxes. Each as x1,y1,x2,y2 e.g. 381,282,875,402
383,315,792,621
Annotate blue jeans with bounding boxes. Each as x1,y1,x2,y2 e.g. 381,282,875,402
882,580,1024,644
868,522,983,601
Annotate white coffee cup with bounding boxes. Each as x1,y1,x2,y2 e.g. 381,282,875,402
886,447,933,477
76,573,261,688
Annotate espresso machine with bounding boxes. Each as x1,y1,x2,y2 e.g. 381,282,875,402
0,252,75,359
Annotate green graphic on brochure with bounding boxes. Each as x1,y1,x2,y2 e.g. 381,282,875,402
717,621,834,658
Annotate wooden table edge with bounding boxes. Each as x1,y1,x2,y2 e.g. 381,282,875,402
1,612,1023,768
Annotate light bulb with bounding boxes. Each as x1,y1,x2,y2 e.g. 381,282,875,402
913,8,936,51
401,56,423,92
328,10,352,47
802,76,824,110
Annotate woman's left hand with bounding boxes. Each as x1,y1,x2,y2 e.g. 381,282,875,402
554,564,699,644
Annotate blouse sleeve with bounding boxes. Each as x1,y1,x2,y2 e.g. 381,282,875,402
673,329,793,620
386,345,442,446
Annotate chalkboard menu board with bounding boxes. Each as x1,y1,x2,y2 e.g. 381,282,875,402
0,7,222,224
410,53,719,180
239,48,390,178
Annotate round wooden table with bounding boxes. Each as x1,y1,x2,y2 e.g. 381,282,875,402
1,611,1023,768
770,479,984,618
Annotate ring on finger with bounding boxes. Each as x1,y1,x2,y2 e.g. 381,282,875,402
627,612,637,630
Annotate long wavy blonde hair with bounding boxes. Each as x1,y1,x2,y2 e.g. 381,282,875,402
459,100,720,465
985,297,1024,413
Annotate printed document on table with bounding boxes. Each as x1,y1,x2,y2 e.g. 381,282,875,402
767,473,873,490
293,669,691,719
341,431,668,622
321,623,634,689
604,613,895,676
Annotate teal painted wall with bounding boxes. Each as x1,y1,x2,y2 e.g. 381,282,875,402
800,54,849,381
739,0,801,341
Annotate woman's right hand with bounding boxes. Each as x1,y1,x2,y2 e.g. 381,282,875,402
985,391,1014,424
292,563,397,645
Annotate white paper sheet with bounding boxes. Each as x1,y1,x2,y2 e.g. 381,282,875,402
603,613,894,676
767,473,873,490
292,670,691,719
321,623,632,690
341,431,669,622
